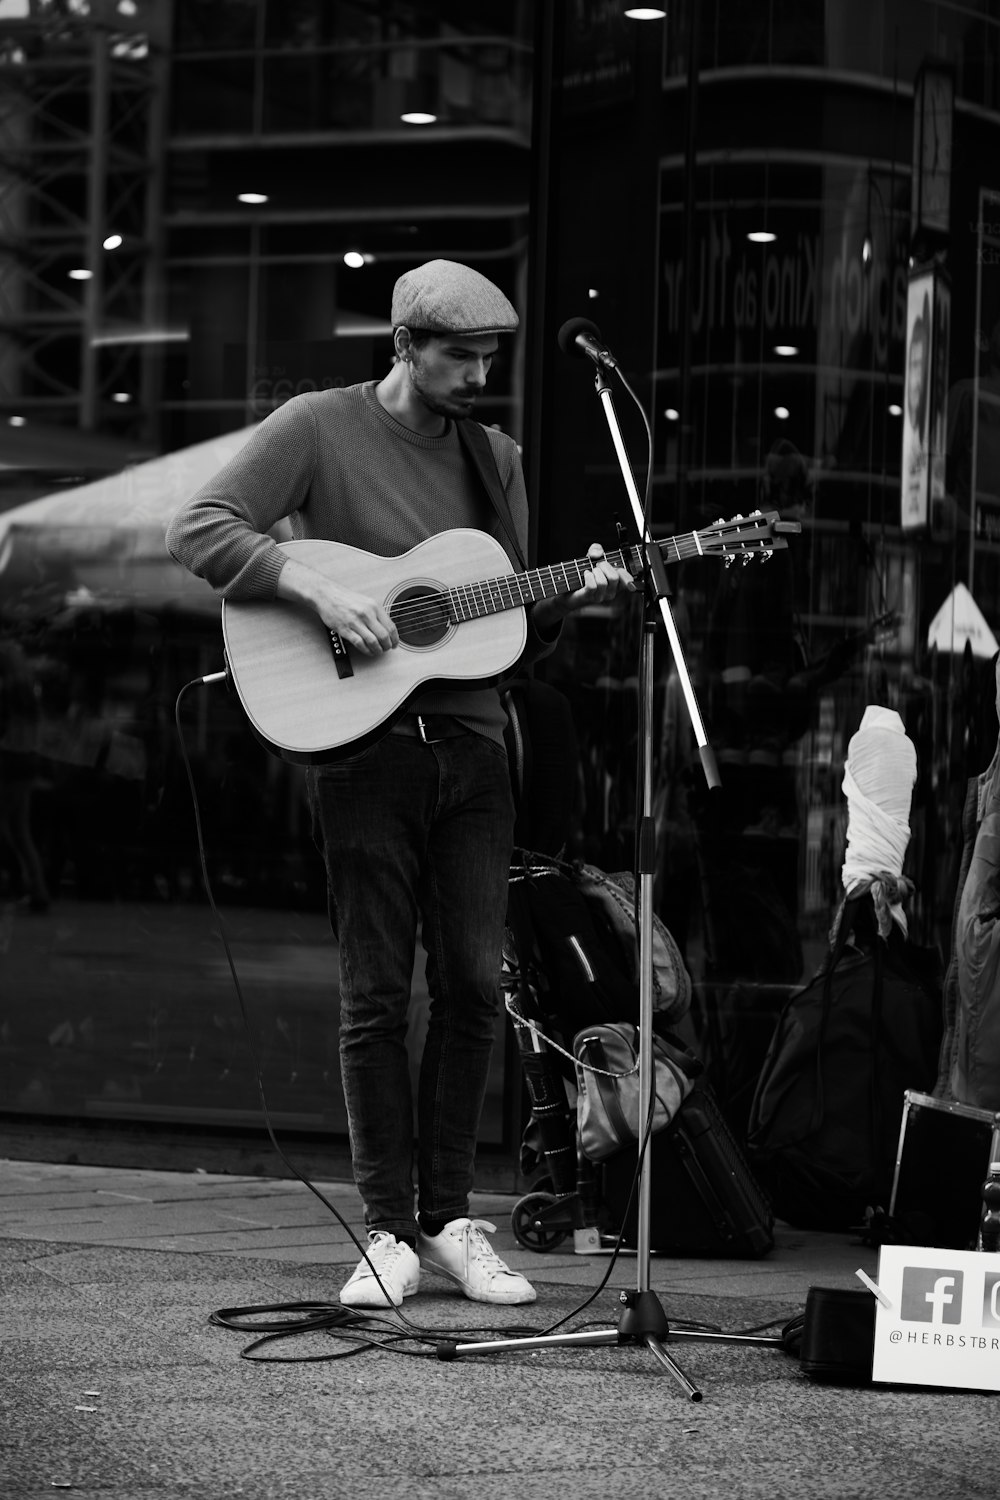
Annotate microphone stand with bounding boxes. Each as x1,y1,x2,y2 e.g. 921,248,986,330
436,364,784,1399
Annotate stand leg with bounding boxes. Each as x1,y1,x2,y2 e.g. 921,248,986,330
619,1289,703,1401
642,1335,703,1401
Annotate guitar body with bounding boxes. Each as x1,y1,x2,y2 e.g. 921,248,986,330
221,530,527,763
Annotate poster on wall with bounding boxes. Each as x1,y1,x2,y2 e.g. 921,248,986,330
902,266,949,531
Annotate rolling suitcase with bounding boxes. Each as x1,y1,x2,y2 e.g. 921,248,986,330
602,1076,774,1257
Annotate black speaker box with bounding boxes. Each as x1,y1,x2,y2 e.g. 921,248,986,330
890,1090,1000,1249
798,1287,876,1384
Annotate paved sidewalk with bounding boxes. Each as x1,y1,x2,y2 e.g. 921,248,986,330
1,1158,994,1499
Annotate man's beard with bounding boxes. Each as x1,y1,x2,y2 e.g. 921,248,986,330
411,371,478,420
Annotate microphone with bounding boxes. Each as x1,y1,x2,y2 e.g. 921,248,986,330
557,316,619,371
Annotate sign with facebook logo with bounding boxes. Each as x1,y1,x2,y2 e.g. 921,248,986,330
872,1247,1000,1391
899,1267,963,1324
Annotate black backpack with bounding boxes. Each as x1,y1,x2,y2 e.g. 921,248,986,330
745,896,943,1230
505,854,640,1056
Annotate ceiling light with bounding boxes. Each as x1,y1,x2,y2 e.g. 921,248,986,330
624,6,667,16
400,111,437,125
775,406,790,420
68,268,92,280
588,288,599,299
664,408,679,421
8,415,25,426
889,403,903,417
748,231,776,244
103,233,123,250
111,392,131,403
774,345,799,357
343,251,365,269
237,192,269,205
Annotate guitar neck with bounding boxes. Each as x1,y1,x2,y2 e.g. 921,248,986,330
446,533,707,623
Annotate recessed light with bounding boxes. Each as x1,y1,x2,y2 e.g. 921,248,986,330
774,345,799,357
103,233,123,250
775,406,790,420
664,408,680,421
400,112,437,125
748,231,777,244
111,392,131,403
8,415,26,426
237,192,269,205
624,7,667,17
68,268,92,280
889,403,903,417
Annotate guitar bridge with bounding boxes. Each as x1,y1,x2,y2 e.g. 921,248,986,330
329,630,354,679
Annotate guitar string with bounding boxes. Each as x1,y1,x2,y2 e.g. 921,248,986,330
379,526,770,631
386,553,625,630
383,550,640,630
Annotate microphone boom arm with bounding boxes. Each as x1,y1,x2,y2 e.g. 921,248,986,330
592,365,719,791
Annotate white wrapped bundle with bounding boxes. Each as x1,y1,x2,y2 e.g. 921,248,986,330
840,705,917,937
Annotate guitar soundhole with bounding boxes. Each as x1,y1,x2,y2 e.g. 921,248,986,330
390,584,451,648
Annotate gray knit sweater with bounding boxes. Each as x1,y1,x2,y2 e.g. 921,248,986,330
165,381,553,742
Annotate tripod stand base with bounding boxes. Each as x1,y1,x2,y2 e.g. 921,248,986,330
436,1289,703,1401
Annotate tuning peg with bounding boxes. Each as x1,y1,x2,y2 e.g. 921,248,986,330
724,554,735,569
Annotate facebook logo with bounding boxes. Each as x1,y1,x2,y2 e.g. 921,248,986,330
900,1267,964,1324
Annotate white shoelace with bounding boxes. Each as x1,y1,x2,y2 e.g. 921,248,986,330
460,1219,514,1278
362,1231,408,1272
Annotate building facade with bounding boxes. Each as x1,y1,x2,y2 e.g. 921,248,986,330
1,0,998,1175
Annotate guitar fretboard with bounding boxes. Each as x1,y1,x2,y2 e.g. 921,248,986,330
444,528,726,623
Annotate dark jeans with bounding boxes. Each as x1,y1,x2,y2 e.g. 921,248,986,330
307,730,514,1239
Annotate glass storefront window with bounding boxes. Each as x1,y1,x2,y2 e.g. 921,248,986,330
684,0,1000,112
175,0,258,51
5,0,1000,1176
0,0,534,1159
172,58,255,132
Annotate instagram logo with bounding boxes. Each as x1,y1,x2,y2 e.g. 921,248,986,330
982,1272,1000,1330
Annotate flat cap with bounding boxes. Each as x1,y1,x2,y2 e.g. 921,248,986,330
391,259,519,336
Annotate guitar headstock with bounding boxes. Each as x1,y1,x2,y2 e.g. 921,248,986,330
700,509,800,567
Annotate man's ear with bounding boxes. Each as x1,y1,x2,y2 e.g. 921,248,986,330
394,327,412,363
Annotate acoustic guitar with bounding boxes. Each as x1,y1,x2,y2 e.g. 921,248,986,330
221,511,790,763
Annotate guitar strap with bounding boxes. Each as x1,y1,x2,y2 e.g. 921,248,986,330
455,418,527,571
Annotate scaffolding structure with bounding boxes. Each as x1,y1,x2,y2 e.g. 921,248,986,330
0,0,168,441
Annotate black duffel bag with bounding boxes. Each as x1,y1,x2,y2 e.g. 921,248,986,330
746,895,942,1230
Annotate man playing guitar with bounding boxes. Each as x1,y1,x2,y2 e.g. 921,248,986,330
166,259,635,1308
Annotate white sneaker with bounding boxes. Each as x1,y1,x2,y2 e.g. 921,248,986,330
340,1232,421,1308
418,1217,537,1305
